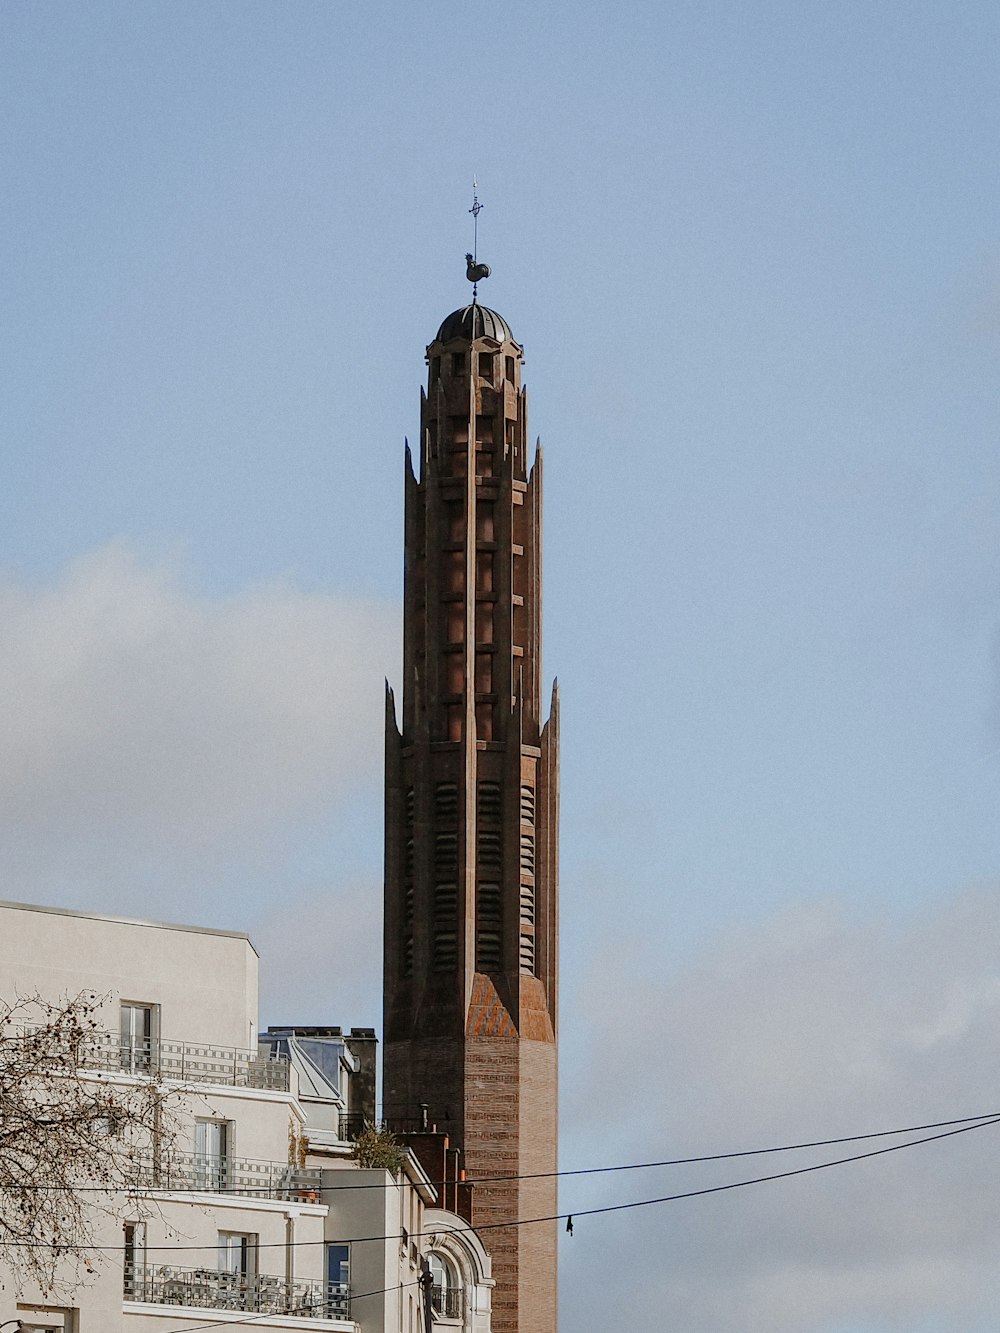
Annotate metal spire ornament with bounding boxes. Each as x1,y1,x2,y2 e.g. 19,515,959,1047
465,176,490,296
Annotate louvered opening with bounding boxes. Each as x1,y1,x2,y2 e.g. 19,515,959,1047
520,832,535,878
519,933,535,974
435,782,458,822
401,885,415,977
478,780,502,822
478,831,502,874
519,784,535,826
434,832,458,879
476,882,502,972
433,883,458,971
519,884,534,926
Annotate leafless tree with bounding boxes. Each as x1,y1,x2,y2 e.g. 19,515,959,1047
0,992,178,1296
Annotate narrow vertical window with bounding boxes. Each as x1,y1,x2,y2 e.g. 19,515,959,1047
195,1119,229,1191
120,1002,155,1074
219,1231,257,1279
124,1220,146,1299
326,1244,351,1317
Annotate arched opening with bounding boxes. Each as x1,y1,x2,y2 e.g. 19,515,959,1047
429,1251,463,1320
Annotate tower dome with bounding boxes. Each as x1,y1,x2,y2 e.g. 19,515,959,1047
434,302,514,345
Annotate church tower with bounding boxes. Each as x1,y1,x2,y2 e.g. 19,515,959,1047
383,265,559,1332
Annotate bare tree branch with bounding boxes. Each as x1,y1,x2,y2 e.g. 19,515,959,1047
0,992,179,1296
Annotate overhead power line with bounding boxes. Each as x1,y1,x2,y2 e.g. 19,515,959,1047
4,1112,998,1254
4,1107,998,1195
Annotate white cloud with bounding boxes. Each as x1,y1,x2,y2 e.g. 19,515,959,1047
561,890,1000,1331
0,542,397,923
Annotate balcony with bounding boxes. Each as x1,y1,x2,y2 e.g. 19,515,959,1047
83,1033,290,1092
125,1264,349,1320
135,1151,322,1202
433,1284,463,1319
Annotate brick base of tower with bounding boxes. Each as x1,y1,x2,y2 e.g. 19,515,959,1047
464,1034,557,1333
385,1020,557,1333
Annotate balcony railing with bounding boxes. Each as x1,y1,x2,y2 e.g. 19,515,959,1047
82,1033,290,1092
125,1264,349,1320
432,1284,463,1319
134,1152,322,1201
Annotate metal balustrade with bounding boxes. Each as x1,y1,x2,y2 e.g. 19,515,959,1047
80,1033,290,1091
134,1151,322,1201
124,1263,349,1320
432,1284,464,1319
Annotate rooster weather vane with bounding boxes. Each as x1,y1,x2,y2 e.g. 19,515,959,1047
466,176,491,296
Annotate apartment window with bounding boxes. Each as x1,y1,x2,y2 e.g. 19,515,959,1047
123,1220,146,1298
326,1243,351,1317
451,352,464,376
15,1314,75,1333
478,351,493,383
195,1119,229,1191
219,1231,257,1278
430,1252,463,1319
327,1242,350,1288
505,355,515,381
120,1002,155,1073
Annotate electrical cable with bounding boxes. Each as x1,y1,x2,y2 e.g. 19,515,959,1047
4,1107,998,1195
4,1112,998,1253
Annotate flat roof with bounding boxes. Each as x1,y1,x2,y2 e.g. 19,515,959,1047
0,898,259,956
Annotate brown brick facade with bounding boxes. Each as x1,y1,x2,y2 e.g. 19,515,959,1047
384,298,559,1331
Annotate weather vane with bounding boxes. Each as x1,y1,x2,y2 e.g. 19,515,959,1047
466,176,490,298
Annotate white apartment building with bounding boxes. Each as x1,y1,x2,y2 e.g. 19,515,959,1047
0,900,492,1333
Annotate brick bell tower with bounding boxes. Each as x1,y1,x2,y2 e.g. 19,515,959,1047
383,255,559,1333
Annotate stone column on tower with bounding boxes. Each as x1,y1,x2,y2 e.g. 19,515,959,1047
383,294,559,1333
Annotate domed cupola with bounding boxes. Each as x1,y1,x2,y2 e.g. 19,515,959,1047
434,302,515,346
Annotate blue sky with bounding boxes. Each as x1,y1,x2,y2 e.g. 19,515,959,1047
2,3,999,1327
